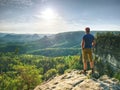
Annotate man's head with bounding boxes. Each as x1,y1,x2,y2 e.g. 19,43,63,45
85,27,90,33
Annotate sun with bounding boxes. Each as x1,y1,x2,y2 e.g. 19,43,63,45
41,8,57,20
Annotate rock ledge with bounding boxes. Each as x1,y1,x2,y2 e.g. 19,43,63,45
34,70,120,90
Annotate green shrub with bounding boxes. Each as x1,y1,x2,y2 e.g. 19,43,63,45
56,64,67,74
114,72,120,81
44,69,57,80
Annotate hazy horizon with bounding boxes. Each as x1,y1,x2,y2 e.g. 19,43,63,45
0,30,119,35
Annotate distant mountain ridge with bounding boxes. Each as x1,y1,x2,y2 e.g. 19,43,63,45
0,33,47,43
0,31,118,55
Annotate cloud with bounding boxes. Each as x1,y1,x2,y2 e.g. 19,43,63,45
0,17,79,34
91,24,120,31
0,0,33,7
41,0,55,3
0,0,56,6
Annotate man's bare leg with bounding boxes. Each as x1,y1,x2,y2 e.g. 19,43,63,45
83,61,87,74
90,61,94,73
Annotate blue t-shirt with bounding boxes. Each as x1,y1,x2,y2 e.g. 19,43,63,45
83,34,94,48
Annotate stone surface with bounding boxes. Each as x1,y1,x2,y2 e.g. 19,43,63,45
34,70,120,90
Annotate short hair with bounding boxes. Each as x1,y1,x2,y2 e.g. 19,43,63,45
85,27,90,32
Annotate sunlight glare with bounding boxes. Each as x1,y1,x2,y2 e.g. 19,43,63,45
41,8,57,20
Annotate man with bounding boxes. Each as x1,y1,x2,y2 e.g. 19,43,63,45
81,27,95,74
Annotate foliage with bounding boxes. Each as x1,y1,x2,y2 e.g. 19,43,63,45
114,72,120,81
65,55,82,69
0,52,82,90
44,69,57,80
29,48,81,57
95,31,120,55
13,65,42,90
56,64,67,74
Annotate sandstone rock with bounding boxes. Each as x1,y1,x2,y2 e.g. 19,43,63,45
34,70,120,90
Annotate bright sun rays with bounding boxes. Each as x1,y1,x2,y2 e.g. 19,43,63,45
41,8,58,20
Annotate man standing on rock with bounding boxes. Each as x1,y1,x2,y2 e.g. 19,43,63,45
81,27,95,74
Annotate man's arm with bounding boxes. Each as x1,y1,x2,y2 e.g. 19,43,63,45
81,39,85,49
92,40,96,47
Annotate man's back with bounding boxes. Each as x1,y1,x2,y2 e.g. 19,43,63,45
83,34,94,48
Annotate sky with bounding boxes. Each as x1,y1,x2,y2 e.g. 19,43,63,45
0,0,120,34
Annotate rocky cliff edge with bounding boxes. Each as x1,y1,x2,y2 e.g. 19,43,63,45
34,70,120,90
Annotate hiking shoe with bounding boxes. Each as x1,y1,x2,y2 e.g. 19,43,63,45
80,70,87,75
91,68,94,74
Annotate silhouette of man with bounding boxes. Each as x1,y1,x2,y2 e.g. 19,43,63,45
81,27,95,74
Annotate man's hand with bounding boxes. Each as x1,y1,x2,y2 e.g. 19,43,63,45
92,40,96,47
